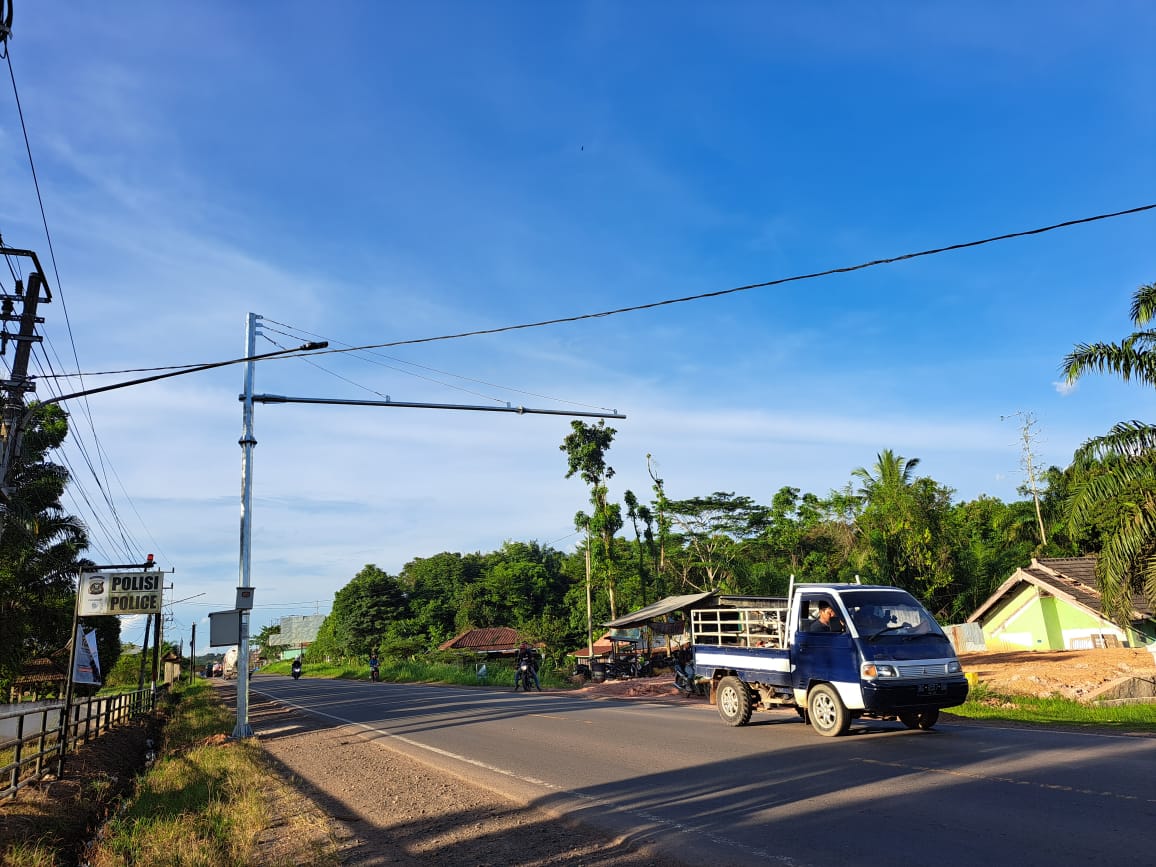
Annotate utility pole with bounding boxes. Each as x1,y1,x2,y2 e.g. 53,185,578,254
0,266,50,491
137,615,152,692
229,312,625,740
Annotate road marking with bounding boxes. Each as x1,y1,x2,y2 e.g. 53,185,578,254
857,758,1156,804
251,685,800,865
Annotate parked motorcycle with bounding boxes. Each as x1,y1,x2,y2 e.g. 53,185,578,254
291,659,302,680
672,650,704,696
604,652,651,679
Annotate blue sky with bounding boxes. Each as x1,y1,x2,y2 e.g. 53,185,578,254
1,3,1153,648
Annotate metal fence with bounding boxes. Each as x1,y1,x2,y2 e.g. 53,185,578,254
1,686,164,800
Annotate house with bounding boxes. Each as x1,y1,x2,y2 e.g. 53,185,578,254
438,627,524,658
967,556,1156,651
8,650,68,702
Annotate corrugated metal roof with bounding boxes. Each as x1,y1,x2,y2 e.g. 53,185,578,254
603,591,717,628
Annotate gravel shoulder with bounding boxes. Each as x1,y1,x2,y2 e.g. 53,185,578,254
242,682,692,866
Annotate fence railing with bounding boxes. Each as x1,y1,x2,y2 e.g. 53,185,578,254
1,686,165,800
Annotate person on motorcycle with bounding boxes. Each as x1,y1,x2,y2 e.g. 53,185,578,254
369,651,380,682
291,657,302,679
514,642,541,691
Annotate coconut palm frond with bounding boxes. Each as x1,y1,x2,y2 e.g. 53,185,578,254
1142,556,1156,617
1073,422,1156,463
1129,282,1156,326
1063,340,1156,388
1097,497,1156,618
1066,456,1154,528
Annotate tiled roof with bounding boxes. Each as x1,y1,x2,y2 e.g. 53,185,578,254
12,655,68,685
438,627,522,652
968,555,1155,624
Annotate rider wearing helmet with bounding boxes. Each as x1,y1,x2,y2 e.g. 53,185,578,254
515,641,541,691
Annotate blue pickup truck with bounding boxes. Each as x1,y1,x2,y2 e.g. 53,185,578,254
691,583,969,736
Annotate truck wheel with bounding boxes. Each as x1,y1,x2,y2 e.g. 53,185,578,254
899,709,939,730
807,684,850,737
716,676,753,727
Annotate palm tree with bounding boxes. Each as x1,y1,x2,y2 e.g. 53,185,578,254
851,449,920,499
1063,281,1156,620
0,404,89,682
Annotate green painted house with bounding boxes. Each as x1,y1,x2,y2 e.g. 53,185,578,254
967,556,1156,651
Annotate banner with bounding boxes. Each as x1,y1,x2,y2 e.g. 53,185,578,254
79,570,163,615
72,625,102,685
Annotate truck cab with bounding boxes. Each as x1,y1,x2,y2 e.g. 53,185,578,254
691,583,969,736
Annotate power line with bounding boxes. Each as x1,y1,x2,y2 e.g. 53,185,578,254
307,203,1156,357
262,318,618,412
5,44,150,565
36,201,1156,382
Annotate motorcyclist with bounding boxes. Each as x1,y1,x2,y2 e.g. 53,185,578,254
369,651,380,682
291,657,302,679
514,642,541,691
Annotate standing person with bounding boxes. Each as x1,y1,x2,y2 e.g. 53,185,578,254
369,651,380,682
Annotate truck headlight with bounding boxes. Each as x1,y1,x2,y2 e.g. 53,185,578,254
862,662,899,678
947,660,962,674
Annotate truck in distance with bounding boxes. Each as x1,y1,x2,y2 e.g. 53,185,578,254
691,583,969,736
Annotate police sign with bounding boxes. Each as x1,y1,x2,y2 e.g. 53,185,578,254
80,570,163,615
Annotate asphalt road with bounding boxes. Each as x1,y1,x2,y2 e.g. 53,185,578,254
248,676,1156,867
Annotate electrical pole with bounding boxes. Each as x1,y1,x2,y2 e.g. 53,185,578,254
0,269,50,491
233,313,258,738
230,312,624,741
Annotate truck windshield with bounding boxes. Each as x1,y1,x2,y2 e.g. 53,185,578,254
841,591,946,641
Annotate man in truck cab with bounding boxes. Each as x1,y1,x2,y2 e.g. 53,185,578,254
809,600,843,633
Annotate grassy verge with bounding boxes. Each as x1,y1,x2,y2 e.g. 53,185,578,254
947,683,1156,733
83,681,337,867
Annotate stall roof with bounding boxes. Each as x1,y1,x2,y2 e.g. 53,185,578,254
603,591,717,628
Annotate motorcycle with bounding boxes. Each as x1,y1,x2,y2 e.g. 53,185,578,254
672,651,704,696
291,659,302,680
513,658,540,692
604,653,646,680
369,658,380,682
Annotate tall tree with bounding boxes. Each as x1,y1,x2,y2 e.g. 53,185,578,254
1062,281,1156,618
623,490,651,607
561,420,622,618
663,492,765,593
851,450,960,611
326,564,408,657
0,403,88,687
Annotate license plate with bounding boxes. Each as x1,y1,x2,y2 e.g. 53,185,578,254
917,682,946,695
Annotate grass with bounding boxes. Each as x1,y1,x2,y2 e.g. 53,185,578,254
947,682,1156,733
81,680,339,867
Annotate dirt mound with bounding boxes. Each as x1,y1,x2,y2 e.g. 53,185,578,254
959,647,1155,700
